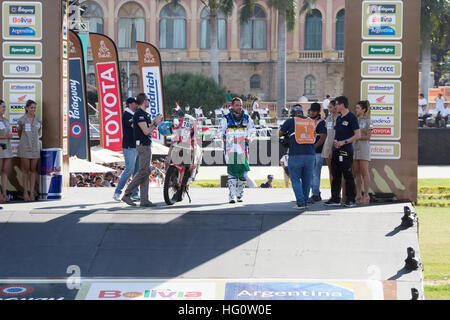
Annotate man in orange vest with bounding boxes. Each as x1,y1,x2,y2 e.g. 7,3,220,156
279,105,317,210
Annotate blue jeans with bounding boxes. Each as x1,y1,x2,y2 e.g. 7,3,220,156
114,148,139,196
288,154,315,205
311,153,324,197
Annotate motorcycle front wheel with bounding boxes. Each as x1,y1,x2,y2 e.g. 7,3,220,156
164,166,182,205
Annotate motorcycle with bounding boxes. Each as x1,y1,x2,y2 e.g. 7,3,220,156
158,114,203,205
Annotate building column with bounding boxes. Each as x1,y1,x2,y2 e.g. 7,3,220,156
189,0,200,59
229,5,239,60
325,0,333,50
107,0,114,41
149,0,157,44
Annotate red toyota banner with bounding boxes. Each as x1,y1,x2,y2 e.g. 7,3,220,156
89,33,123,152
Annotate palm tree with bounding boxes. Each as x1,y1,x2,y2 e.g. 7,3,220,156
164,0,236,84
241,0,317,116
420,0,449,98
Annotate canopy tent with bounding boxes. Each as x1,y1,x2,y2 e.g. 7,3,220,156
90,146,124,164
69,156,116,173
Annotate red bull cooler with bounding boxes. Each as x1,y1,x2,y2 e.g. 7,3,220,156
39,148,63,200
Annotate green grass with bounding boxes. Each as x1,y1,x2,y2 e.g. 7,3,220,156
423,285,450,300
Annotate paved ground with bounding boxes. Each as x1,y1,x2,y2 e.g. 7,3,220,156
0,188,423,300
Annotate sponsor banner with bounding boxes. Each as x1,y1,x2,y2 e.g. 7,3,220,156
2,79,42,139
3,60,42,78
0,283,79,300
371,115,394,126
68,30,90,159
367,94,394,105
370,105,394,114
225,282,355,300
137,41,165,144
361,80,401,140
2,42,42,59
362,1,403,40
370,142,401,159
90,33,123,152
361,61,402,78
69,58,89,159
361,41,402,59
2,1,42,40
84,282,216,300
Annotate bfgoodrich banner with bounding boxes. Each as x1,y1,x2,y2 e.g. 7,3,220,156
69,30,90,160
137,41,165,144
89,33,123,152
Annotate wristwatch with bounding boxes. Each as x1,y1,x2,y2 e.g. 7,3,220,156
344,139,348,144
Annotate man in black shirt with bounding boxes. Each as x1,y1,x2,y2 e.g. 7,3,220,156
309,103,327,203
260,175,274,188
325,96,361,208
122,93,163,207
113,97,140,201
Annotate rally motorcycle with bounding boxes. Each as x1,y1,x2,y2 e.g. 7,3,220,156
158,114,203,205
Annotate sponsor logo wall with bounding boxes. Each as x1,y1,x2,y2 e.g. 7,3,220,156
361,1,403,158
2,1,44,156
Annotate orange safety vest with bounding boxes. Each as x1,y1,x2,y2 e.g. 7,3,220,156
293,117,317,144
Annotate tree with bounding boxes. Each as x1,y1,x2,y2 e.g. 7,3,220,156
163,72,227,114
420,0,450,97
163,0,236,84
241,0,317,116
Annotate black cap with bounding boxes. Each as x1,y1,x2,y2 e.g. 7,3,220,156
309,102,321,111
126,97,137,105
268,174,274,179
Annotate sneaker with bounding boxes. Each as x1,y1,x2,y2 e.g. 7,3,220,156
113,193,121,201
294,203,307,210
312,195,322,202
237,197,243,203
324,199,341,207
140,201,156,208
122,194,136,206
343,201,357,208
131,195,140,201
229,200,236,204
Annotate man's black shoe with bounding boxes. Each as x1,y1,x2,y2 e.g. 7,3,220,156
343,201,357,208
237,197,243,203
229,200,236,204
313,195,322,202
122,194,136,206
324,199,341,206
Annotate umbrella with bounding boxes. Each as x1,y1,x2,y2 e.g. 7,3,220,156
90,146,124,164
69,156,116,173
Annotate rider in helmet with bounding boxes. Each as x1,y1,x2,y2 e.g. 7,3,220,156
290,104,304,118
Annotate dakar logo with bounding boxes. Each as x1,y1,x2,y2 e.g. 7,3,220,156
98,40,112,59
144,48,155,64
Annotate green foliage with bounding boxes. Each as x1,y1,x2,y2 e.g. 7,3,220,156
163,72,227,114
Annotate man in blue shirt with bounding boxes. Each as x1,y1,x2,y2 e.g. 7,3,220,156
113,97,140,201
279,105,316,210
325,96,361,207
308,103,327,203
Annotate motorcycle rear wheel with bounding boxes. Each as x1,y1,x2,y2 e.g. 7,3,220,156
164,166,182,205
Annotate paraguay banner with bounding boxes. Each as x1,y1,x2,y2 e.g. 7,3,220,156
137,41,165,144
68,30,90,160
89,33,123,152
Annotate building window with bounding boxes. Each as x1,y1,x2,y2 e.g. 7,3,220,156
250,75,262,89
200,7,227,50
304,75,316,96
305,9,322,51
118,2,145,49
87,73,96,87
240,5,266,49
80,1,103,47
129,73,140,97
160,4,186,49
336,9,345,50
